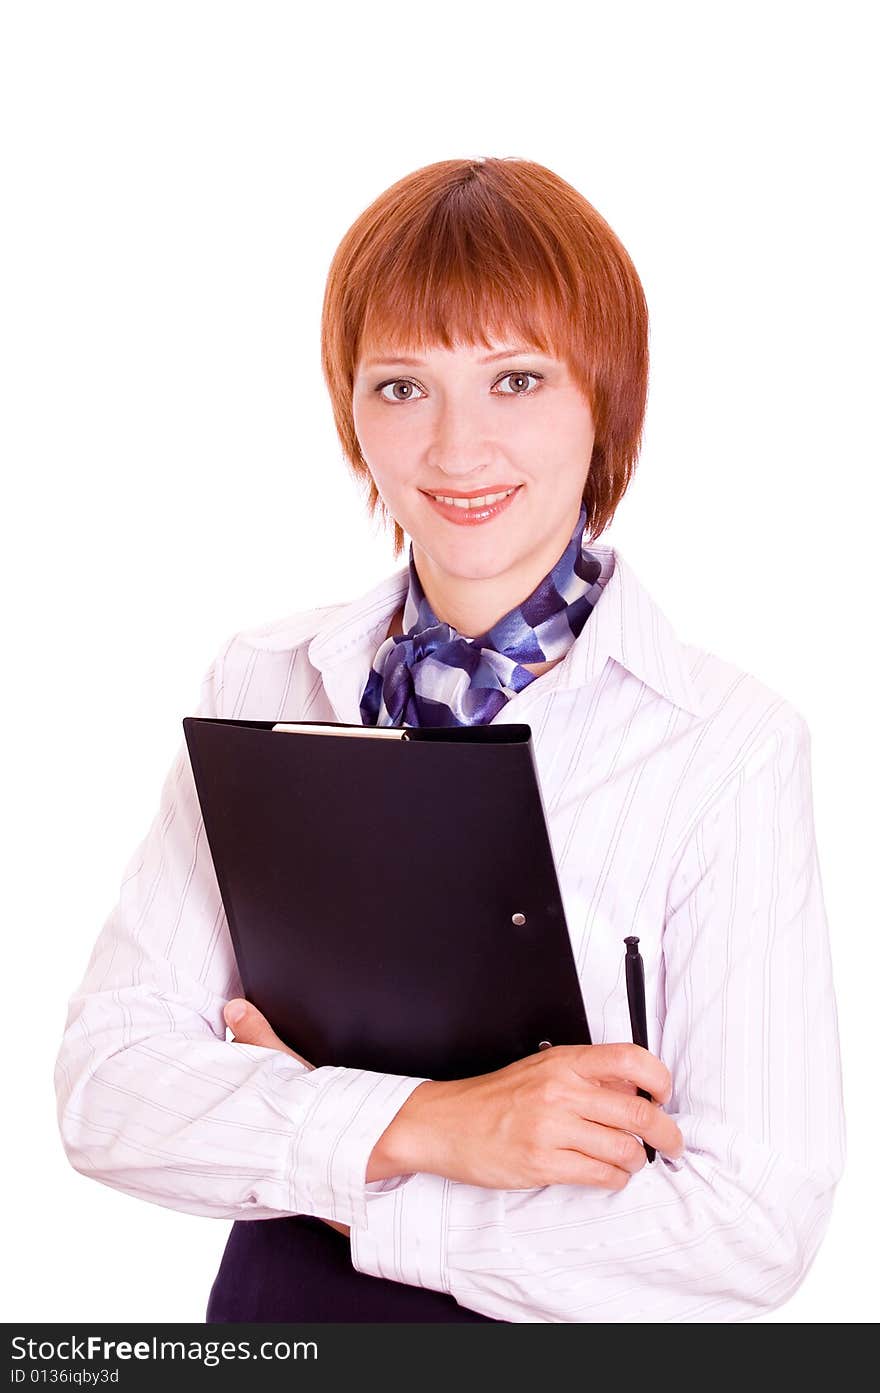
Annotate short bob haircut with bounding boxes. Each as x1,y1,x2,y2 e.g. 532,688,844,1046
321,157,649,559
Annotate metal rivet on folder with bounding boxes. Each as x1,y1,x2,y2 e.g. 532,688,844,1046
538,1040,552,1050
511,912,526,925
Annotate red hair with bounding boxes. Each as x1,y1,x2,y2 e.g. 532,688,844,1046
320,157,649,558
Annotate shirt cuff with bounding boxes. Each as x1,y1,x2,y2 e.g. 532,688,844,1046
350,1169,452,1295
287,1065,429,1230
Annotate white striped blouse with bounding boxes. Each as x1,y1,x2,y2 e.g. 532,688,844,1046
53,542,846,1322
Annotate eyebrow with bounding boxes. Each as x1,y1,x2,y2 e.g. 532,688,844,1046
360,346,549,369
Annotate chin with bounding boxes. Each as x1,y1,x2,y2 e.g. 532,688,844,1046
420,540,525,582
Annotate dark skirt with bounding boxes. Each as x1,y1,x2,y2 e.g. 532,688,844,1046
205,1214,504,1323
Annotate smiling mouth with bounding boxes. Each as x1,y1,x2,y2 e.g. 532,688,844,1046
421,485,521,510
421,484,524,526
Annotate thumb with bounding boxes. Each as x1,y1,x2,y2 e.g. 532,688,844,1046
223,998,284,1050
223,998,313,1068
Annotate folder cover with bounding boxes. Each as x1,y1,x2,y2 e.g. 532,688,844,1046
183,716,591,1081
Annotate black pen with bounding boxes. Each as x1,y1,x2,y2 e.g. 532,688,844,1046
623,936,656,1163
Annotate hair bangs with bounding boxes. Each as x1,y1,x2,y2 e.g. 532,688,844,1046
357,202,574,364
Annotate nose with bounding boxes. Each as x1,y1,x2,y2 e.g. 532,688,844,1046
425,398,499,481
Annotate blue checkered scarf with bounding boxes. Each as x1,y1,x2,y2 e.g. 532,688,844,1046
359,502,603,728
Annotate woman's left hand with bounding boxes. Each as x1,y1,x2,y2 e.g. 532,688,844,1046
223,997,352,1239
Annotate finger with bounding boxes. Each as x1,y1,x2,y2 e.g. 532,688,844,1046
224,998,286,1049
547,1150,632,1191
565,1118,648,1175
224,999,311,1066
322,1218,351,1237
568,1043,673,1105
576,1086,684,1158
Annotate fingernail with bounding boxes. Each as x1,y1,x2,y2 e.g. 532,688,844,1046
225,1001,247,1026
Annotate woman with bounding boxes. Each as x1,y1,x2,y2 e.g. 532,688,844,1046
54,157,845,1323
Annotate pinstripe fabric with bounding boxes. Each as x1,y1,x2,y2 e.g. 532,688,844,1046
53,543,845,1322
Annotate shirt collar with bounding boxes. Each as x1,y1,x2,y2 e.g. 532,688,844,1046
307,543,707,721
559,544,707,718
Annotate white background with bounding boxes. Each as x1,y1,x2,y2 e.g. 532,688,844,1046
2,1,876,1323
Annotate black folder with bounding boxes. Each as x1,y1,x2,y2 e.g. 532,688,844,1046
183,716,591,1081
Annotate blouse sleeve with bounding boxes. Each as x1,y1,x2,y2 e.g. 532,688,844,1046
53,636,429,1230
348,712,847,1321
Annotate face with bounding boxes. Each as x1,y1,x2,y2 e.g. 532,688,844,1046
351,336,595,632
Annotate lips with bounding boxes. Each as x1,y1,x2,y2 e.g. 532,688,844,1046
421,485,521,500
423,483,523,527
425,488,517,509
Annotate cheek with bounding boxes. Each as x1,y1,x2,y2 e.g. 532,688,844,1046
522,399,595,465
498,398,584,458
354,403,389,466
355,404,422,481
556,395,596,449
353,424,410,499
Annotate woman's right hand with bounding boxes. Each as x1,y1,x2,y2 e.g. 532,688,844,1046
369,1043,685,1192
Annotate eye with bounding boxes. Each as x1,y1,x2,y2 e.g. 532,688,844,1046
376,379,427,403
494,371,543,395
374,370,544,403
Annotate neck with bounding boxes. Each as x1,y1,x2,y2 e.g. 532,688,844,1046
411,513,580,639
